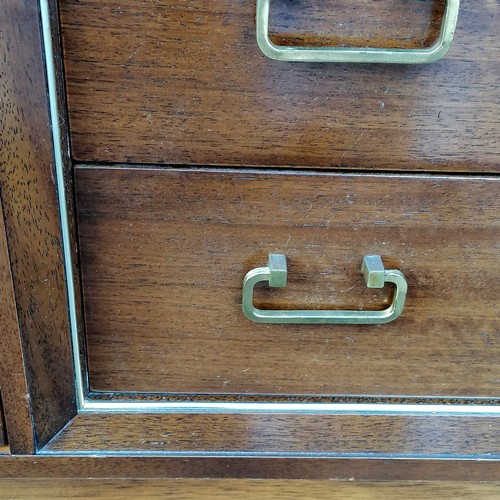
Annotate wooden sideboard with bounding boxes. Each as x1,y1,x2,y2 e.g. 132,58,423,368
0,0,499,495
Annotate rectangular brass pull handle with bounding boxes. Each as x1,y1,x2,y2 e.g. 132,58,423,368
256,0,460,64
242,254,407,324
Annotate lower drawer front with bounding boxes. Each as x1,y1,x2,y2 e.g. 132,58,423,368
75,168,499,397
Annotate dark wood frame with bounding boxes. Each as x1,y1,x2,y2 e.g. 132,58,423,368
0,0,498,480
1,0,77,453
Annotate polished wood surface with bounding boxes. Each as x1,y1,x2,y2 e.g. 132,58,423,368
0,399,5,447
43,412,500,458
0,0,498,483
0,199,33,453
0,455,498,481
0,479,499,500
0,0,77,450
76,168,500,396
48,0,90,392
267,0,443,49
59,0,445,53
59,0,499,172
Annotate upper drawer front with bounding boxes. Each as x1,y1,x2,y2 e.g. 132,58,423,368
75,168,499,397
60,1,499,173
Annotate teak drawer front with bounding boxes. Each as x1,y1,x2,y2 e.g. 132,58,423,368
75,168,499,397
59,1,499,173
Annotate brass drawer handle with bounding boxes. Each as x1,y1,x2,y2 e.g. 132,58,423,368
242,254,407,324
256,0,460,64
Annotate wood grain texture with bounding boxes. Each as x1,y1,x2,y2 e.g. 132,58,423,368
43,412,500,458
0,0,77,449
0,479,499,500
0,397,6,446
59,0,500,172
0,455,498,481
267,0,444,48
75,168,500,396
48,0,91,395
0,197,34,453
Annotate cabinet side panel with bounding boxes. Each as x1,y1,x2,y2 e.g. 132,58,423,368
0,197,34,453
0,398,5,446
0,0,77,449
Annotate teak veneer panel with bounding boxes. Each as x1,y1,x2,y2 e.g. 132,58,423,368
59,0,500,172
0,455,498,481
0,0,77,450
75,168,500,396
43,413,500,457
0,199,33,453
0,398,6,447
1,479,499,499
